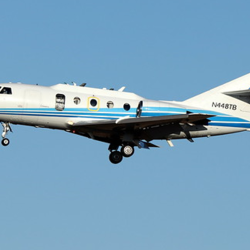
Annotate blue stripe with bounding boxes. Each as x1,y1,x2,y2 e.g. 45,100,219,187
0,106,250,128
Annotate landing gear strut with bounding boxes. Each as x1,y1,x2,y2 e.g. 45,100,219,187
1,122,11,146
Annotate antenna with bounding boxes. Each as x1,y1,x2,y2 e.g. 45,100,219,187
118,86,126,92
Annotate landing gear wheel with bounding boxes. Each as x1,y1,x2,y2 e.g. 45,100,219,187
121,145,134,157
2,138,10,146
109,151,123,164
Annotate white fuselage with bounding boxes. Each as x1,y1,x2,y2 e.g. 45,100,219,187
0,83,247,141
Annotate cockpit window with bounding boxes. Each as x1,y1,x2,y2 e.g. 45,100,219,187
0,87,12,94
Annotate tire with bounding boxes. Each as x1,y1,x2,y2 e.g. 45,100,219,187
2,138,10,146
109,151,123,164
121,145,134,157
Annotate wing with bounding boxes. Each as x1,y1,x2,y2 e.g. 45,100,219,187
69,113,214,134
68,113,215,147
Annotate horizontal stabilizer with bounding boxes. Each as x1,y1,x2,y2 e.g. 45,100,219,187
223,89,250,97
223,89,250,103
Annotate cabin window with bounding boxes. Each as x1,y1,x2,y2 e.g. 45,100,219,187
87,97,100,111
0,87,12,94
123,103,130,111
74,97,81,105
107,101,114,109
55,94,65,111
90,98,97,107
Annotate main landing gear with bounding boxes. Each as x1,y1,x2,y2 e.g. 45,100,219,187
109,151,123,164
109,144,135,164
1,122,11,146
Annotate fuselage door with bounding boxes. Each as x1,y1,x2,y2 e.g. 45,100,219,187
22,90,42,124
55,94,65,111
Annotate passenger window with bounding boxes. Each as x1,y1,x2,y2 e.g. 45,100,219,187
55,94,65,111
90,99,97,107
107,101,114,109
87,97,100,111
0,87,12,94
74,97,81,105
123,103,130,111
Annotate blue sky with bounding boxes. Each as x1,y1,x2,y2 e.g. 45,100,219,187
1,1,250,249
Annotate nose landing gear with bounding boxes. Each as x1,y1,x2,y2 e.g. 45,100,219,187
1,122,11,146
2,138,10,146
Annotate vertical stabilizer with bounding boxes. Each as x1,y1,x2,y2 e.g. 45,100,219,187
183,73,250,119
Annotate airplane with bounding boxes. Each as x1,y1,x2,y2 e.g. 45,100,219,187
0,73,250,164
